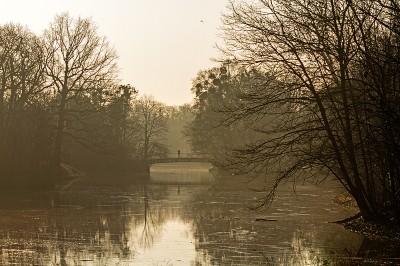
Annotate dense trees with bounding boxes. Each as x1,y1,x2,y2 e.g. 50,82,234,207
201,0,400,222
104,84,138,160
0,23,51,184
0,14,173,187
134,95,168,161
187,65,259,164
62,83,139,173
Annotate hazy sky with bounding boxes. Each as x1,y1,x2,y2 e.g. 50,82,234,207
0,0,228,105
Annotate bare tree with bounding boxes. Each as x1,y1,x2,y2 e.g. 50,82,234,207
43,13,118,173
134,95,168,161
220,0,400,221
349,0,400,220
0,23,48,173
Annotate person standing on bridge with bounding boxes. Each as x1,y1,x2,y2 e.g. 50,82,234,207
178,150,181,158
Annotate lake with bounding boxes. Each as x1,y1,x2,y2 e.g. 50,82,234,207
0,162,399,265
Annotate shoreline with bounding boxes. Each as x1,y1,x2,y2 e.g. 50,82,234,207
333,191,400,242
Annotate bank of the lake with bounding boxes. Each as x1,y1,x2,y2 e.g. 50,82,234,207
0,159,150,190
333,191,400,250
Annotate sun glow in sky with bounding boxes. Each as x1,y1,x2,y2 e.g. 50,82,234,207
0,0,228,105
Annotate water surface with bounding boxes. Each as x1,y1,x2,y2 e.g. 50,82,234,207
0,162,399,265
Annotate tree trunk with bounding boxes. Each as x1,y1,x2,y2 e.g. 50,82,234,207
50,92,67,176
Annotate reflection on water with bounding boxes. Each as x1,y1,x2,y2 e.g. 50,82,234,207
150,162,214,184
130,219,202,265
0,162,399,265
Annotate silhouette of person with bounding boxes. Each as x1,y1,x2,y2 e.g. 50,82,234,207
178,150,181,158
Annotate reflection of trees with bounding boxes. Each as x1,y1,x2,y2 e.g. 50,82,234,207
0,170,317,265
138,184,159,248
0,175,374,265
0,179,182,265
290,230,334,265
354,235,400,259
0,189,135,264
187,177,400,265
289,226,400,264
287,229,400,265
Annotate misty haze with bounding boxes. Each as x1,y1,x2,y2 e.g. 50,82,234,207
1,0,400,265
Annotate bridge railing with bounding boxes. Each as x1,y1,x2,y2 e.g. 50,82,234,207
162,152,206,159
149,157,210,164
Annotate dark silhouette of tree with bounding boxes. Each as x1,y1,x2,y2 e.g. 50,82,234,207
105,84,138,159
217,0,400,222
0,23,51,183
187,65,263,165
349,0,400,221
43,13,118,174
0,15,155,185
